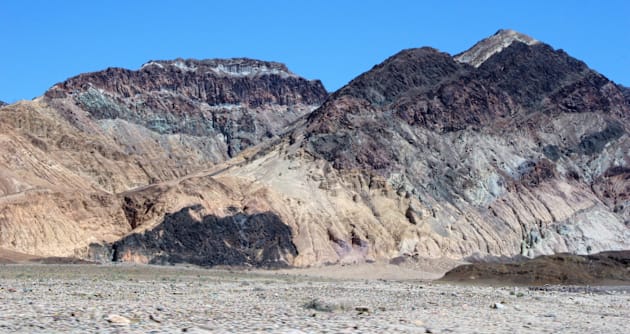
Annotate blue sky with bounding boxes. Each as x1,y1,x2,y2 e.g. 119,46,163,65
1,0,628,103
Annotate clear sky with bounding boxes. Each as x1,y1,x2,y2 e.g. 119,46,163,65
1,0,628,103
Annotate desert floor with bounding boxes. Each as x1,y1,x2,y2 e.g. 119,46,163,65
0,263,628,333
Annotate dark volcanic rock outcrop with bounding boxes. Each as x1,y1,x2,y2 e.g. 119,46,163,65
440,251,630,285
111,205,298,267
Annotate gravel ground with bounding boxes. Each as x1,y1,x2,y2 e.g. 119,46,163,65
0,264,628,333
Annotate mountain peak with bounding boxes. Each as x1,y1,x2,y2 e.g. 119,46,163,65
454,29,539,67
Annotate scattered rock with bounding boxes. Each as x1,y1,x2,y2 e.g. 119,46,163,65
106,314,131,325
491,303,506,309
0,264,629,333
413,320,425,326
303,298,336,312
355,306,370,315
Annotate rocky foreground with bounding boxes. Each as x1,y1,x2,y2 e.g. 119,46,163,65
0,264,628,333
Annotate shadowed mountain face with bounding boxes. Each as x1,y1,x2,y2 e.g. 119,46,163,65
0,101,6,107
1,30,628,267
108,205,297,267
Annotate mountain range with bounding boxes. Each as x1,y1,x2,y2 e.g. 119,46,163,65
0,29,628,267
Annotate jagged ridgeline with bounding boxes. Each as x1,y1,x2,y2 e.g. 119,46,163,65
0,30,628,267
45,58,327,163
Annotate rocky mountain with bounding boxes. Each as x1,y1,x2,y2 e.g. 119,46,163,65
0,58,325,194
44,58,327,181
92,30,629,267
1,30,629,267
0,59,326,257
290,29,629,260
0,101,7,107
46,58,325,156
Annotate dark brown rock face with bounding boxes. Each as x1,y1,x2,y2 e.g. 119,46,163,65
305,37,628,179
592,166,630,220
110,205,297,267
45,58,327,158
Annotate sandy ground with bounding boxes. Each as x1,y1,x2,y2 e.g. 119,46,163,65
0,247,38,264
261,258,463,281
0,263,628,333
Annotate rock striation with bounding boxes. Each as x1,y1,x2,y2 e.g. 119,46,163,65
45,58,327,165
